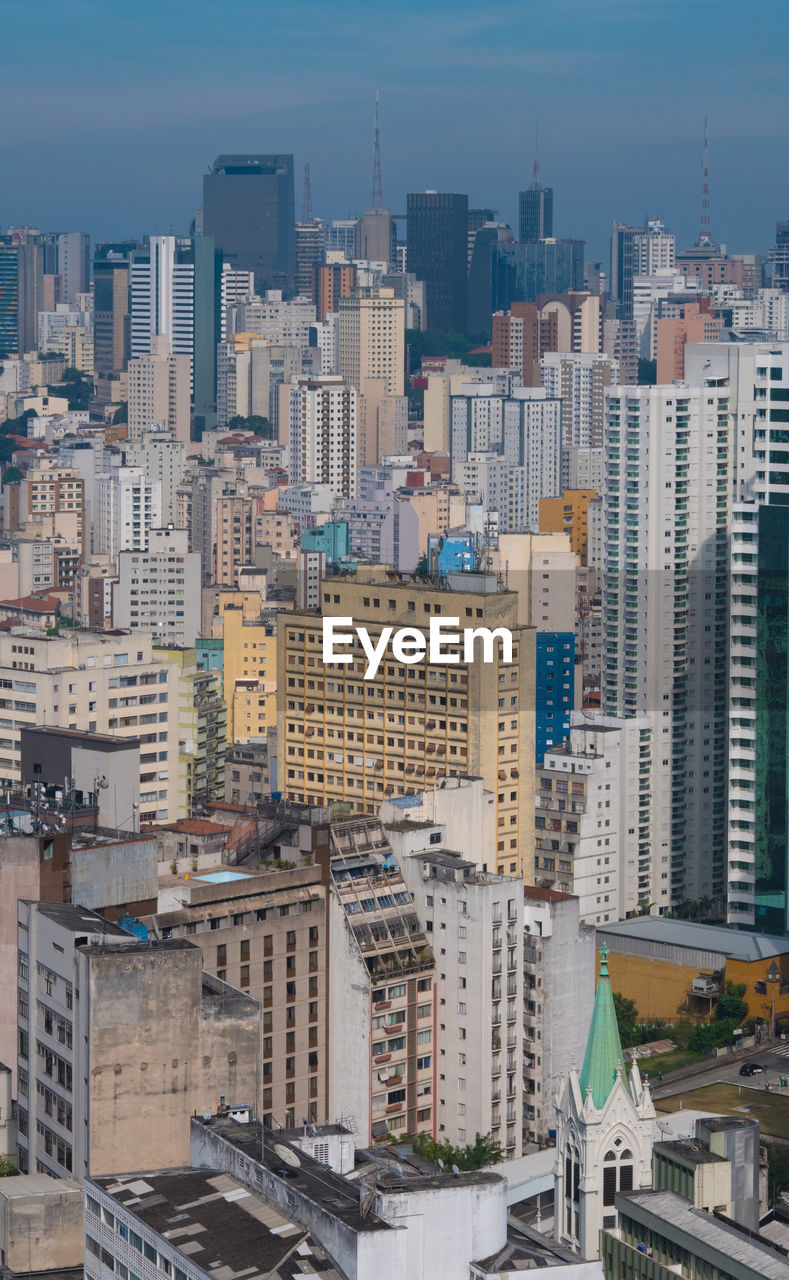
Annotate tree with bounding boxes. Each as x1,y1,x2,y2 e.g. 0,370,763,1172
767,1144,789,1200
1,466,22,486
112,401,128,425
398,1131,502,1170
225,414,273,438
405,329,490,375
0,1155,17,1176
613,992,639,1047
49,367,92,411
715,981,747,1025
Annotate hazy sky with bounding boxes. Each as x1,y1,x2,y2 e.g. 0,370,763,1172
2,0,787,262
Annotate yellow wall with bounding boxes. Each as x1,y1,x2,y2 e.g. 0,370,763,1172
604,946,789,1027
538,489,598,563
216,592,277,743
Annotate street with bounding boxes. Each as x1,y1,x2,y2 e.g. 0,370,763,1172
650,1039,789,1103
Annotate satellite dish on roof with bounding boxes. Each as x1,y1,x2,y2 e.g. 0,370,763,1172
274,1142,301,1168
437,1158,445,1171
452,1164,460,1177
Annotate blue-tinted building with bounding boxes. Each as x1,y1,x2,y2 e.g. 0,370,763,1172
427,532,474,577
196,636,223,674
301,521,350,567
535,632,575,763
491,238,584,312
0,242,20,359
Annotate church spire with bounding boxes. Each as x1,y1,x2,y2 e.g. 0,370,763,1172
578,943,626,1109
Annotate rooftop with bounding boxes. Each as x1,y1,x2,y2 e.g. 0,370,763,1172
20,725,138,749
599,916,789,961
653,1139,728,1167
89,1169,345,1280
29,902,132,937
618,1190,787,1279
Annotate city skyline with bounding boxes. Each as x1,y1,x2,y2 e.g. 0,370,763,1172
2,1,787,260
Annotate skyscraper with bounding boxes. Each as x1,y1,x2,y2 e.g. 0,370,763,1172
0,229,43,357
490,239,585,312
406,191,469,333
93,241,137,374
602,383,730,912
203,154,295,295
519,186,553,244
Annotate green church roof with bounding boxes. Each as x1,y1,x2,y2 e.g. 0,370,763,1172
579,942,626,1109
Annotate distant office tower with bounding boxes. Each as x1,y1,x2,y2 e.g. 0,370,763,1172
286,375,358,498
203,154,295,294
95,466,162,558
219,261,254,334
130,235,195,363
610,222,637,313
519,185,553,243
295,218,325,297
122,431,188,526
467,223,514,337
127,335,191,443
130,233,222,433
0,230,43,357
467,206,497,266
770,220,789,292
491,239,584,312
602,383,730,912
407,191,469,332
93,241,136,374
611,218,675,314
727,503,789,933
354,209,393,263
56,231,90,305
327,218,358,259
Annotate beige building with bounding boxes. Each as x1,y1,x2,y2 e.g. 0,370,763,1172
338,287,404,464
0,1174,83,1272
3,459,86,558
0,627,181,824
17,901,261,1179
127,335,191,444
277,573,536,879
284,375,358,498
153,857,328,1131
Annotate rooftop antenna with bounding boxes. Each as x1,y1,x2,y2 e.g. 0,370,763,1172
302,162,313,224
529,117,541,191
699,116,712,246
371,90,384,211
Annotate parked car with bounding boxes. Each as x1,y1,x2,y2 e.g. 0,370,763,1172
739,1062,766,1076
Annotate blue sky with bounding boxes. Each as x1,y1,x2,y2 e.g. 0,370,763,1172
1,0,787,261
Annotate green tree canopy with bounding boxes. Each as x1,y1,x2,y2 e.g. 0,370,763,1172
715,981,748,1025
613,991,639,1047
405,329,490,374
397,1131,502,1170
225,414,273,438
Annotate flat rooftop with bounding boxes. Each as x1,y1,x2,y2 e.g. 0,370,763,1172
619,1190,788,1279
194,1116,391,1234
29,902,132,937
90,1169,344,1280
20,725,139,749
599,916,789,961
653,1139,727,1166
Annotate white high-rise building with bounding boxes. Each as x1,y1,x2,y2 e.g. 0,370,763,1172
228,291,316,345
536,713,654,922
399,850,525,1160
95,467,162,559
285,375,358,498
541,350,618,487
450,386,561,530
122,431,188,527
685,339,789,504
602,383,730,911
113,527,201,646
633,218,676,275
127,335,191,443
130,235,194,368
219,262,254,339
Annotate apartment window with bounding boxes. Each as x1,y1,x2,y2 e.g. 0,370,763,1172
240,966,250,988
